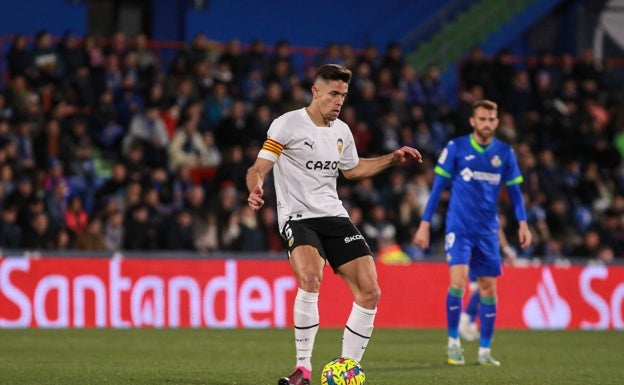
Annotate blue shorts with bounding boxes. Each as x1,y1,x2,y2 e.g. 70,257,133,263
444,231,502,278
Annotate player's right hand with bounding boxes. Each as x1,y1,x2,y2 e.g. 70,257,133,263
412,222,431,250
247,185,265,211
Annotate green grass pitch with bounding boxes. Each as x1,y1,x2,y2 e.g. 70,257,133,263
0,328,622,384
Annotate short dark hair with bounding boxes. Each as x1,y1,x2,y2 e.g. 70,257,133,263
472,99,498,112
314,64,352,84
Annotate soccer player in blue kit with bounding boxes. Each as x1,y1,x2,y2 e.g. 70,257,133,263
413,99,532,366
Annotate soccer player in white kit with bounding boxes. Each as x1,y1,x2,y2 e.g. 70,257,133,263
246,64,422,385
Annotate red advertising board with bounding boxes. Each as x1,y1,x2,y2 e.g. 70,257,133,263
0,258,623,329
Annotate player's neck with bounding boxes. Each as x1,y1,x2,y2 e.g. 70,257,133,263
305,105,331,127
472,133,493,147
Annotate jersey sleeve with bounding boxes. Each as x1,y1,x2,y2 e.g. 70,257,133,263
338,124,359,170
258,116,291,162
503,146,524,186
433,140,456,179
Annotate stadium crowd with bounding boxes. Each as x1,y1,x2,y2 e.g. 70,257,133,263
0,30,623,264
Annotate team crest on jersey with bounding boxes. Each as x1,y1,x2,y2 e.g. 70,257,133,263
438,148,448,164
491,155,502,167
337,138,344,153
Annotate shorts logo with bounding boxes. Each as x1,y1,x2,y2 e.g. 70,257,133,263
344,234,363,243
444,232,456,251
283,223,295,247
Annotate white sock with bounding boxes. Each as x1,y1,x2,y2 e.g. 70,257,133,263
448,337,461,348
479,347,491,356
294,288,319,371
342,302,376,362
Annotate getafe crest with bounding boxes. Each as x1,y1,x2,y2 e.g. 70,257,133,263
491,155,501,167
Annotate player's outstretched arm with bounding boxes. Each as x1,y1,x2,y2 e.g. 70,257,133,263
246,157,274,211
342,146,422,180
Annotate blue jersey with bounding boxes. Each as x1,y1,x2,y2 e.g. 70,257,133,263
434,134,523,235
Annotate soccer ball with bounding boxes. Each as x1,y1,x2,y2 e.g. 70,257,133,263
320,357,365,385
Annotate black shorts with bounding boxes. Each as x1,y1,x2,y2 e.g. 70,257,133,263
281,217,373,272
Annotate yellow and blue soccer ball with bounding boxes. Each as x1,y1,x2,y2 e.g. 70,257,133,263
321,357,365,385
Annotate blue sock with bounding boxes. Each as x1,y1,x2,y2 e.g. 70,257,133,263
447,287,464,339
465,290,481,322
479,297,497,348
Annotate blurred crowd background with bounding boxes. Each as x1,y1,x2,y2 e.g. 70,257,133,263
0,29,623,265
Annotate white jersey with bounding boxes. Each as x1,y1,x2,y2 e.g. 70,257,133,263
258,108,359,231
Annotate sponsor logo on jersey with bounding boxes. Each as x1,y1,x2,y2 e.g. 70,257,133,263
459,167,501,184
305,160,339,170
337,138,344,154
438,148,448,164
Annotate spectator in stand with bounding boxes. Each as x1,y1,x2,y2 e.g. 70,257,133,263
256,81,285,119
6,175,36,230
13,117,37,174
6,34,32,79
122,203,157,250
242,38,270,77
397,64,426,108
215,99,252,149
64,195,89,238
258,206,283,252
315,42,345,67
504,69,537,131
29,30,65,88
133,33,159,90
164,209,195,250
353,80,381,128
82,34,105,73
57,31,85,80
168,112,221,173
341,43,357,69
0,205,22,248
22,211,57,250
460,46,495,96
92,91,125,160
115,74,145,128
342,105,372,156
380,42,405,83
103,208,124,251
122,103,169,168
490,48,516,104
213,145,247,194
247,103,273,145
269,40,294,72
72,216,107,251
220,38,248,84
45,177,69,230
238,204,265,251
104,31,129,63
356,43,381,76
361,203,397,253
202,81,234,130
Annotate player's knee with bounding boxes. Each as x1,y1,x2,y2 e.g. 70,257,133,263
358,285,381,308
298,273,322,292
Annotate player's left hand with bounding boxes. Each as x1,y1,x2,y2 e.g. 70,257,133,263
518,221,532,249
393,146,423,165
